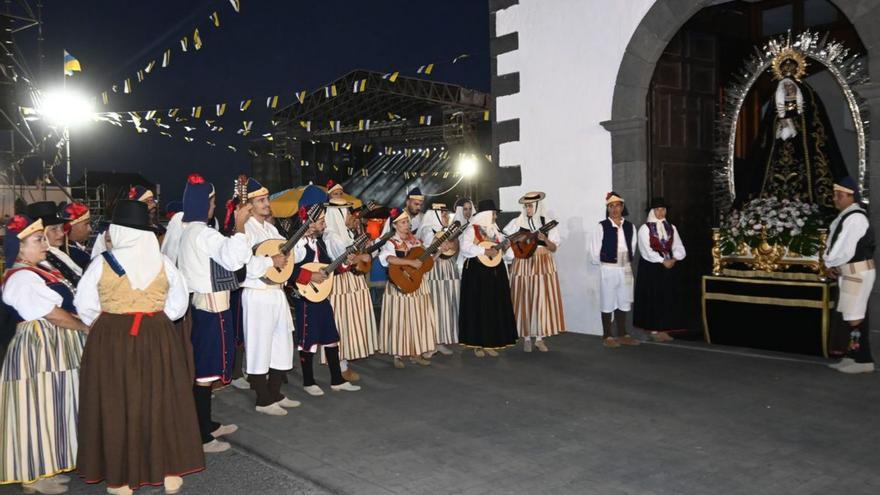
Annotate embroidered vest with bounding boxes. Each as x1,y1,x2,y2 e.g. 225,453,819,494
828,209,875,263
599,219,633,263
2,266,76,322
647,221,675,258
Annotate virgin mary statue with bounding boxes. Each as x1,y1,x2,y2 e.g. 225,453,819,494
742,48,849,210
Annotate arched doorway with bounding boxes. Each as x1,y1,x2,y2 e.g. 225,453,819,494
602,0,878,333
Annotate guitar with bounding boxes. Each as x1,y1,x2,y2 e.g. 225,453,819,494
295,233,370,302
354,229,395,274
253,203,325,284
509,220,559,259
477,230,512,268
388,221,467,294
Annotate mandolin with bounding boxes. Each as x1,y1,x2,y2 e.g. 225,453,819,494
509,220,559,259
388,221,467,294
253,203,325,284
476,232,512,268
354,229,395,274
295,233,369,302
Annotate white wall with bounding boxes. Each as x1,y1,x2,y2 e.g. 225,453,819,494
495,0,655,334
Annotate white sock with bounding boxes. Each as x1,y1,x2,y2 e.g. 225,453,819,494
340,359,349,372
535,336,543,342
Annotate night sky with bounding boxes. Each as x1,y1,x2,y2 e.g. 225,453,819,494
27,0,489,204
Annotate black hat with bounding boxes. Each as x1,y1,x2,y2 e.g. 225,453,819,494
648,197,668,211
477,199,498,212
111,200,153,231
25,201,64,226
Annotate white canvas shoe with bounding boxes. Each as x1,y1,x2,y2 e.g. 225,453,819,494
211,424,238,438
828,357,855,370
203,439,231,453
837,362,875,374
231,377,251,390
276,397,301,408
435,344,454,356
105,485,133,495
164,475,183,494
523,338,532,353
22,479,68,494
303,384,325,396
255,403,288,416
331,382,361,392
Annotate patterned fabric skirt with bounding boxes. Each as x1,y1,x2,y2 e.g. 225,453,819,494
0,320,85,484
327,271,377,361
425,258,460,345
379,281,437,357
509,248,566,338
77,313,204,489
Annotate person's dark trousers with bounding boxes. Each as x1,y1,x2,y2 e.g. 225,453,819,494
845,314,874,363
192,384,214,444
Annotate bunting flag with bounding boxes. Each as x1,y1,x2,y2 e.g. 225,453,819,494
330,120,341,132
262,132,273,141
453,53,470,64
205,120,215,127
358,119,370,131
162,49,172,67
124,79,132,94
238,120,253,135
216,103,226,116
155,119,170,129
296,90,306,104
323,85,337,98
331,142,339,151
184,125,196,132
136,70,144,82
145,60,156,73
184,137,194,142
483,110,490,121
227,145,237,152
144,110,156,120
193,28,203,50
363,144,373,152
266,95,279,108
192,106,202,118
168,108,179,117
300,120,311,131
361,168,368,177
382,71,399,82
102,92,109,105
112,84,119,93
387,112,401,121
333,165,339,172
160,131,173,138
180,36,188,52
206,140,216,146
419,115,432,125
229,0,240,13
416,63,434,75
210,11,220,27
240,99,252,111
352,79,367,93
318,162,324,171
342,143,351,150
250,150,259,157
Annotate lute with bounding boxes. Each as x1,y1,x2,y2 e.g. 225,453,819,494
476,228,512,268
295,233,370,302
253,203,325,284
388,221,467,294
509,220,559,259
354,229,395,274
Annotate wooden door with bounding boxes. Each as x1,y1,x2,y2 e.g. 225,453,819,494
648,30,717,335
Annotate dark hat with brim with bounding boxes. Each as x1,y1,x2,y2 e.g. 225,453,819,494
647,197,668,211
26,201,64,226
477,199,499,212
111,200,154,231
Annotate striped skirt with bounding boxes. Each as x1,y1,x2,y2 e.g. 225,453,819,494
510,248,566,338
379,281,437,358
327,271,377,361
0,320,86,484
424,257,460,345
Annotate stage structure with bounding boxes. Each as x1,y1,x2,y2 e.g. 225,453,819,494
264,69,496,211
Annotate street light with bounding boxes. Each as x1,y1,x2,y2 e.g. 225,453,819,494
38,89,95,187
456,153,479,178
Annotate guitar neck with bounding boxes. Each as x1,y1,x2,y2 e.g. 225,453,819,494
420,223,465,260
279,222,311,255
364,232,394,255
538,221,558,235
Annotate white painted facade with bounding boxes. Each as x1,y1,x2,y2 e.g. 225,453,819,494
494,0,655,334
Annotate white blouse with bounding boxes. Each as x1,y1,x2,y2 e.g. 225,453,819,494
637,223,687,264
2,270,64,321
73,257,189,326
378,235,421,267
459,225,513,263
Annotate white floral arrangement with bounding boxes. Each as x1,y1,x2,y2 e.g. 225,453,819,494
718,197,826,257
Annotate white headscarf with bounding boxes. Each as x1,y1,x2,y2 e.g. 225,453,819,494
324,205,352,242
647,209,669,241
417,208,446,244
160,211,185,265
453,199,473,226
514,200,546,231
109,224,163,290
470,210,500,240
774,78,804,141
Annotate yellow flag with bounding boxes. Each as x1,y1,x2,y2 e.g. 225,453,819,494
240,99,252,111
192,106,202,119
210,11,220,27
483,110,490,121
102,92,109,105
193,29,203,50
216,103,226,116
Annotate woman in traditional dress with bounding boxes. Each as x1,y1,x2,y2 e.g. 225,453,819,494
503,192,565,352
0,215,88,494
458,199,517,356
378,208,438,368
74,200,203,495
324,197,378,381
27,201,83,285
416,203,460,357
633,197,687,341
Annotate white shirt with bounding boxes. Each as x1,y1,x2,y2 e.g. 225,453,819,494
178,222,251,294
242,217,284,289
590,219,637,265
824,203,870,268
161,211,185,265
73,257,189,326
458,225,513,262
2,269,64,321
637,223,686,263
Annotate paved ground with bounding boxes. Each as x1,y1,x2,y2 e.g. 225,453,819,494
2,332,878,494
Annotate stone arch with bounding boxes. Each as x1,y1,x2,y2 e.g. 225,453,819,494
601,0,880,226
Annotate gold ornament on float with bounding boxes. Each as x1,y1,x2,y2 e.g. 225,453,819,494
771,46,808,81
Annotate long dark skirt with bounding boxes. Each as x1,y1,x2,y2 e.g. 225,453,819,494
78,313,205,489
633,257,687,331
458,258,518,349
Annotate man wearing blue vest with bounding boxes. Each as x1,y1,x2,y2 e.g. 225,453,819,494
825,177,875,374
591,191,640,348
